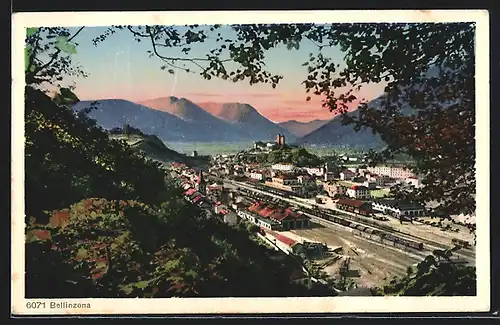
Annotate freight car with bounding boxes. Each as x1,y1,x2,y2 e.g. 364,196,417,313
452,238,471,248
308,208,426,251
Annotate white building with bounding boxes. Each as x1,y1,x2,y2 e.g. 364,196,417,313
271,163,296,172
346,185,371,200
367,165,415,180
340,169,356,181
347,167,358,174
372,199,425,218
304,167,325,177
249,171,264,181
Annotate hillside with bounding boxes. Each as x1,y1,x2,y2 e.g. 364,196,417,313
109,133,209,168
197,101,296,142
295,109,384,149
279,119,330,137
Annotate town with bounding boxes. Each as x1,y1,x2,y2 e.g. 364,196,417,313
168,134,476,292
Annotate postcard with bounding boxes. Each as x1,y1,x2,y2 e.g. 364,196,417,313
11,9,490,315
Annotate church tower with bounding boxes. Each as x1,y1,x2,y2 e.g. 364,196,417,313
323,162,329,182
197,170,206,195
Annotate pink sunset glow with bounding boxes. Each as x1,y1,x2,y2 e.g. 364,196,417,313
71,26,387,123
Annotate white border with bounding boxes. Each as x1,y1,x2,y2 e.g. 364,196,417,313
11,10,490,315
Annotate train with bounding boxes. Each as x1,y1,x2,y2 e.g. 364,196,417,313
235,184,425,251
299,207,425,251
252,183,293,198
452,238,471,248
336,203,372,217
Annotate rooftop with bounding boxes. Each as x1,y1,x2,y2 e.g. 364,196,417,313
337,198,371,209
373,199,425,210
351,185,369,191
247,202,308,221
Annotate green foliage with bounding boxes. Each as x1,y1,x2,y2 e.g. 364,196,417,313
246,223,260,234
26,197,324,298
55,35,78,54
25,27,87,87
25,87,170,224
266,147,322,167
53,87,80,106
375,250,476,296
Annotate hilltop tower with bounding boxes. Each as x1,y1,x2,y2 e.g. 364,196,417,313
279,135,285,147
197,170,206,195
276,134,282,145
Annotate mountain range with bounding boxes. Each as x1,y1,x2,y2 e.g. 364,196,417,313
278,119,330,137
73,97,295,144
72,95,388,148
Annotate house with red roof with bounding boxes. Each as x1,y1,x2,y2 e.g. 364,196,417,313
346,185,371,200
184,188,197,196
238,201,310,231
336,198,372,215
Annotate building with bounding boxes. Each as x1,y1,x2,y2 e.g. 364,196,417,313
362,180,377,189
367,165,415,180
196,171,206,195
241,201,311,230
366,173,386,187
340,169,356,181
297,175,315,187
323,182,348,198
249,171,264,181
214,203,238,226
305,166,325,177
405,176,422,188
271,163,296,172
346,185,371,200
276,134,286,147
336,198,372,216
265,174,304,195
372,199,426,218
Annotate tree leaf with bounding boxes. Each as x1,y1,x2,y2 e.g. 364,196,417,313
55,36,77,54
26,27,39,37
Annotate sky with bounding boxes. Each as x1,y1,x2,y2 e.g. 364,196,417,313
65,25,386,123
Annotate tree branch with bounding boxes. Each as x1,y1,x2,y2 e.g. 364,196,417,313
32,27,85,77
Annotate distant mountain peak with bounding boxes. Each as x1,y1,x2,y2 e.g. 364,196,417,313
279,119,330,137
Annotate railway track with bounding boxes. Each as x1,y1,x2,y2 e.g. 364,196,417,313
315,208,476,257
231,180,475,263
318,208,476,260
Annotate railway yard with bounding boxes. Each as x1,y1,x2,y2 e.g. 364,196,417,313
227,179,476,289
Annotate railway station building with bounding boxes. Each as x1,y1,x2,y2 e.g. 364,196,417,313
372,199,426,217
235,201,311,231
335,198,373,216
